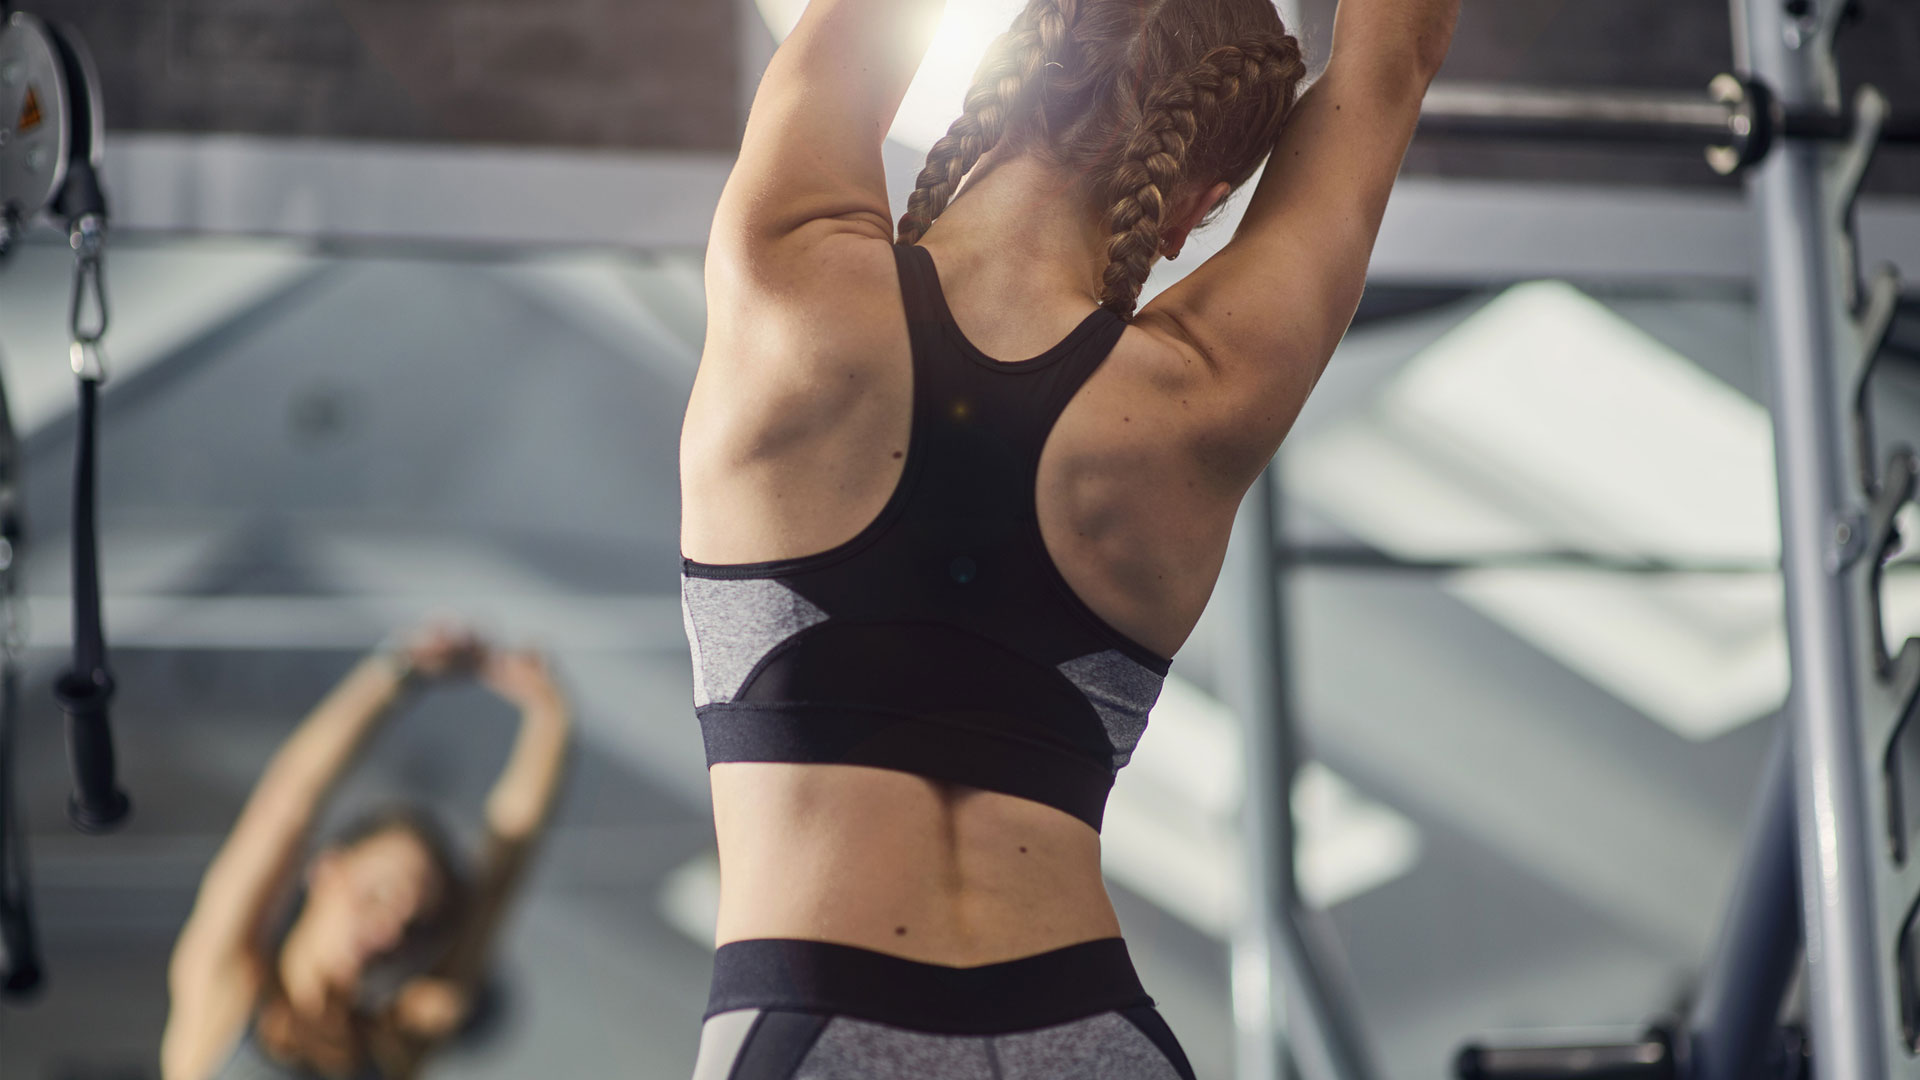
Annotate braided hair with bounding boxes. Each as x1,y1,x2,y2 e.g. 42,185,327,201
897,0,1307,317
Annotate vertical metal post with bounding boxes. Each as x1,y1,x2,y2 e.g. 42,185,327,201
1685,729,1801,1080
1740,2,1887,1079
1224,464,1295,1080
1222,464,1376,1080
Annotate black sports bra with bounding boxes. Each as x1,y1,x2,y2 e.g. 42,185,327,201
680,242,1170,830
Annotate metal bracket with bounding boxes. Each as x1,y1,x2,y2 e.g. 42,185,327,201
1828,84,1889,313
1782,0,1852,104
1832,509,1870,574
1863,448,1918,673
1849,266,1903,496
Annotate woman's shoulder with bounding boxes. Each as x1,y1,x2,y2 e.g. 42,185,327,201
708,211,901,306
703,229,910,373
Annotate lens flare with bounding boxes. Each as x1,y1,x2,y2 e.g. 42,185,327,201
754,0,1028,152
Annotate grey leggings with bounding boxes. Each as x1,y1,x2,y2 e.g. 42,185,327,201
693,1007,1195,1079
693,939,1196,1080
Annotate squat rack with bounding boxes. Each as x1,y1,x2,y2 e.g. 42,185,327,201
1219,1,1916,1079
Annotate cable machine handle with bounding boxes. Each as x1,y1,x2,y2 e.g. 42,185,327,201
44,21,124,833
54,374,122,832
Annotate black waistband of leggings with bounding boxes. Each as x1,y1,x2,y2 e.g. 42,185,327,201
706,937,1154,1035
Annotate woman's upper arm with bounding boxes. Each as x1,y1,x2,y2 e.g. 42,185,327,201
1140,51,1438,452
714,0,942,251
169,781,312,986
162,947,258,1080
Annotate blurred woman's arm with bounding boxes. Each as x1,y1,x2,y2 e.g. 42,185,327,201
478,651,572,849
162,625,479,1080
391,650,573,1044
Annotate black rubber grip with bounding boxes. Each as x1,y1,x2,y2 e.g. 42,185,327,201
59,379,126,833
56,671,125,833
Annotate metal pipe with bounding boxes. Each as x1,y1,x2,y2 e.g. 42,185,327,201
1222,465,1377,1080
1416,81,1920,149
1419,84,1734,146
1277,545,1777,577
1685,728,1801,1080
1741,1,1888,1078
1224,463,1295,1080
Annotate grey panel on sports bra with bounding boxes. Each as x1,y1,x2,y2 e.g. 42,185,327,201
1056,651,1165,769
681,578,829,707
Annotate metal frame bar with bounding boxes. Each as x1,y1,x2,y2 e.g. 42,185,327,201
82,136,1920,293
1742,3,1890,1080
1228,2,1911,1076
1418,84,1740,147
1280,544,1779,576
1223,466,1379,1080
1685,729,1803,1080
1416,82,1920,150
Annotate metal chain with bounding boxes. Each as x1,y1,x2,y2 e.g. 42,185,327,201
67,213,107,381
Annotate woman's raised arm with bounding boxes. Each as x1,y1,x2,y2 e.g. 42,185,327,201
1141,0,1459,476
711,0,944,255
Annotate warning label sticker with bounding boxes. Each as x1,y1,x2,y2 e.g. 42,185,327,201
17,86,42,133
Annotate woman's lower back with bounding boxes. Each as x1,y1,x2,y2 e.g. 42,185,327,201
709,763,1123,965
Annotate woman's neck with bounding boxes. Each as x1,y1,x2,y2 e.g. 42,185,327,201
920,149,1111,307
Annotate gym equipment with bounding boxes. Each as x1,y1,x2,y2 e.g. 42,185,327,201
0,7,125,832
0,375,31,1000
1415,78,1919,176
0,5,121,1000
1218,2,1916,1080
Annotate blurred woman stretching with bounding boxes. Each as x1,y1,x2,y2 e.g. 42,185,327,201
161,625,572,1080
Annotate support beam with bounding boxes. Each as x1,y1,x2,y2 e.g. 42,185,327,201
1685,730,1802,1080
1222,466,1295,1080
1417,82,1920,151
1222,466,1379,1080
1741,2,1889,1079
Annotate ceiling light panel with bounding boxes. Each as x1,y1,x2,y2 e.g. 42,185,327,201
1292,282,1789,740
1381,281,1779,565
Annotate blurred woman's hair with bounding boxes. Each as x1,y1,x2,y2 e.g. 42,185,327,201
326,804,471,932
257,804,472,1075
896,0,1309,316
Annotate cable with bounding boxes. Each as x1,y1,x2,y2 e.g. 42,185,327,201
43,21,125,833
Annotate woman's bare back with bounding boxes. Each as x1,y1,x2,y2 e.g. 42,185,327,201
683,204,1259,963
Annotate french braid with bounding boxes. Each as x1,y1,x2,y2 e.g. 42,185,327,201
1098,35,1306,316
896,0,1074,245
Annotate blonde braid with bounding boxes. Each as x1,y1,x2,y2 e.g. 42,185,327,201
896,0,1073,245
1098,35,1306,316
